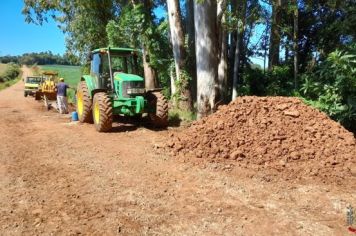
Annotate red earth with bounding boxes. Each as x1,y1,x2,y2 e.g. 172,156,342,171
167,96,356,183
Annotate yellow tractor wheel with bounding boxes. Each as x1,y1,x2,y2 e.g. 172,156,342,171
92,92,113,132
76,81,92,123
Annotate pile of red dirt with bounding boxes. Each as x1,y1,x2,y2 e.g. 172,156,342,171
166,96,356,180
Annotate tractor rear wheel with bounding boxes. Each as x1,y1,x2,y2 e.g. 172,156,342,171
76,81,92,123
148,91,168,128
92,92,113,132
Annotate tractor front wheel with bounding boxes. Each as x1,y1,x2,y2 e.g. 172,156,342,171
148,91,168,128
76,81,92,123
92,92,113,132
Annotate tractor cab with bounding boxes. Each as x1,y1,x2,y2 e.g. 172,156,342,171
89,48,144,96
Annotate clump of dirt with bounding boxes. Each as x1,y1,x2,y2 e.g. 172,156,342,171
167,96,356,181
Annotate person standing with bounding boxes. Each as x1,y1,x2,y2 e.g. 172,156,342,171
56,78,70,114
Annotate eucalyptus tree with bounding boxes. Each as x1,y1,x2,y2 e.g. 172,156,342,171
194,0,219,118
167,0,192,110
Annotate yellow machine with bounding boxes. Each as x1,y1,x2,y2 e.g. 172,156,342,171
35,71,59,109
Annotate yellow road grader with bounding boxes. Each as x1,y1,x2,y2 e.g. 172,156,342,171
35,71,58,110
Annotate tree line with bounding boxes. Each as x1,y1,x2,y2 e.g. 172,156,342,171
22,0,355,132
0,51,79,65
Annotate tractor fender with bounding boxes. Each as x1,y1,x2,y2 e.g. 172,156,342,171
81,75,96,98
91,89,108,98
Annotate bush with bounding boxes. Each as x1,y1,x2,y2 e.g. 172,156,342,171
300,44,356,133
265,65,294,96
0,63,20,82
239,66,266,96
237,65,295,97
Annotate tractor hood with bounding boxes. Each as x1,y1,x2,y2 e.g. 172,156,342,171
114,72,144,82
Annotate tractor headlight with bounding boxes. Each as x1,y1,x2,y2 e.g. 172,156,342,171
127,88,146,94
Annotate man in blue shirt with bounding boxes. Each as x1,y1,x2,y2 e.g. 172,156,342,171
56,78,70,114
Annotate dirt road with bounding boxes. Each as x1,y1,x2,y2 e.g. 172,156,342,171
0,67,355,235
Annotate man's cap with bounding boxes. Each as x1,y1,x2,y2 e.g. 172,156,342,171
59,78,64,81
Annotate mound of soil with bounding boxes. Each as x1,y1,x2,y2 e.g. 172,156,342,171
167,96,356,180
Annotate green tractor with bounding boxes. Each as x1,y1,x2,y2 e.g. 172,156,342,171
76,47,168,132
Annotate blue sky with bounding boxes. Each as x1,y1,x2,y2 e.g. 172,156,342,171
0,0,66,56
0,1,165,57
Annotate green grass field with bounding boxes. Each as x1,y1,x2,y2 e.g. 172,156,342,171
39,65,82,86
39,65,82,102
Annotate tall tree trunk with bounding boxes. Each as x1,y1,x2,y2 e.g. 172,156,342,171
186,0,197,104
132,0,157,89
194,0,218,118
167,0,192,110
263,24,270,74
293,0,299,89
167,0,184,95
232,0,247,100
232,27,241,100
285,40,289,62
268,0,282,71
217,0,227,103
186,0,195,50
143,46,157,89
227,0,237,99
170,65,175,95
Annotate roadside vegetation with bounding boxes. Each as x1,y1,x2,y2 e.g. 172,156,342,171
300,45,356,133
0,63,21,91
0,63,8,73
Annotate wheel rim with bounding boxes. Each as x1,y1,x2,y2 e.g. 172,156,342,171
77,92,84,116
94,101,100,124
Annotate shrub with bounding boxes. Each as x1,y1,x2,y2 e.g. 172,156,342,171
0,63,20,82
265,65,294,96
300,44,356,133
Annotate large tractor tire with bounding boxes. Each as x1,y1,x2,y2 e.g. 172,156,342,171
148,91,168,128
92,92,113,132
76,81,92,123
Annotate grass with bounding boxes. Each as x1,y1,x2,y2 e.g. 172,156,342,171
168,108,196,126
0,77,21,91
39,65,82,86
39,64,82,102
